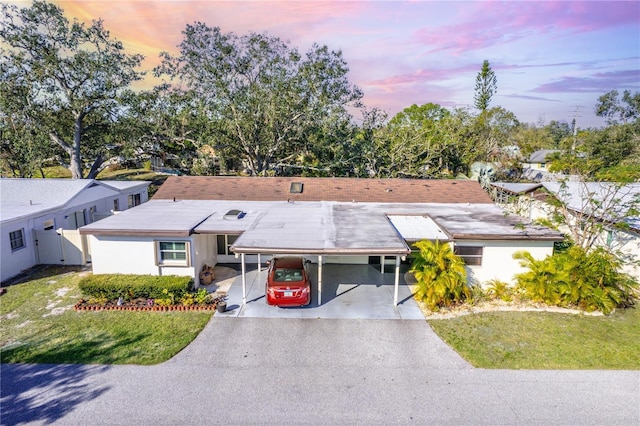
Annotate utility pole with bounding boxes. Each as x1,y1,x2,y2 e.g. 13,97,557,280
571,105,583,152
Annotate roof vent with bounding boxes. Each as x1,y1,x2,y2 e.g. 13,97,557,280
289,182,303,194
224,209,246,220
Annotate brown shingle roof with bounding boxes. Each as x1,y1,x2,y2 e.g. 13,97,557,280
153,176,493,204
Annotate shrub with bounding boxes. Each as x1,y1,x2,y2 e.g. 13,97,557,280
514,247,637,314
486,279,514,302
78,274,193,301
409,240,470,311
194,288,212,305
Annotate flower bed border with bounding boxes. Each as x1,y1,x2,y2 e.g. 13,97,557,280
74,294,226,312
74,301,220,312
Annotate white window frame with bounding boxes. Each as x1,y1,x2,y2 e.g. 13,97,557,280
9,229,25,252
156,241,191,266
43,219,55,231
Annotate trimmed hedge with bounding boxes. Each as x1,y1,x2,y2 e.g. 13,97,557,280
79,274,194,301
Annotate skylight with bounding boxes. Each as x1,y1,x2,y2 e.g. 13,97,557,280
224,209,246,220
289,182,303,194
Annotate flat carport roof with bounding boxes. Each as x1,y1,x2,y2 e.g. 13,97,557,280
209,201,413,306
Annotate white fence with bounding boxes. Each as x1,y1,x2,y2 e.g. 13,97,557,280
35,229,89,265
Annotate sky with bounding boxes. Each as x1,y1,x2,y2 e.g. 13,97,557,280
40,1,640,128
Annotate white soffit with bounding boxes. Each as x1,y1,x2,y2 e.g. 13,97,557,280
388,215,449,241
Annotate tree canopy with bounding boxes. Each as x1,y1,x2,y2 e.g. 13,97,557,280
0,0,144,178
155,23,362,176
0,2,637,184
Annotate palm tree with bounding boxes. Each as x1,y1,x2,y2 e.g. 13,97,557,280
409,240,469,311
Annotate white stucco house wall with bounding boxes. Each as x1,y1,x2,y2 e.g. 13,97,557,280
1,178,150,282
80,177,563,292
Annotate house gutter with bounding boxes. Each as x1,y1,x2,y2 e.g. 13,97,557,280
230,246,411,256
451,233,564,241
79,229,192,237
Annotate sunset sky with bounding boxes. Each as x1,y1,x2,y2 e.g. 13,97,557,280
40,1,640,127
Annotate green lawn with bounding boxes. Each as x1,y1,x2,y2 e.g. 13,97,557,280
4,267,639,369
0,266,212,365
428,308,640,369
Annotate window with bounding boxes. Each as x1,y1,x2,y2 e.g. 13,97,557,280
217,234,238,255
43,219,55,231
454,245,483,266
157,241,190,266
9,229,25,251
128,193,141,208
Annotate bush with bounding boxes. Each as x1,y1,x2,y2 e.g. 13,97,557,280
514,247,637,314
409,240,470,311
486,279,514,302
78,274,193,301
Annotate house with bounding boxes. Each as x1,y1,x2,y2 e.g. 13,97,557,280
489,182,544,220
522,149,561,171
1,178,150,282
539,182,640,279
80,176,562,305
491,180,640,280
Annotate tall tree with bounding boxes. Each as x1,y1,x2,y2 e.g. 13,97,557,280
544,120,572,148
473,60,497,113
0,1,144,179
156,24,362,176
596,90,640,125
375,103,450,178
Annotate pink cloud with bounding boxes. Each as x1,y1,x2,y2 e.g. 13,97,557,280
414,1,639,55
533,69,640,93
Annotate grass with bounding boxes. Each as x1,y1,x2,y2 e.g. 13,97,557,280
29,166,169,197
427,308,640,369
0,266,212,365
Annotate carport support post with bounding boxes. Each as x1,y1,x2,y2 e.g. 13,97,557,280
241,253,247,305
258,254,261,270
380,256,384,274
393,255,400,306
318,255,323,306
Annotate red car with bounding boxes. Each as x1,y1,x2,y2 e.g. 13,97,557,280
265,257,311,307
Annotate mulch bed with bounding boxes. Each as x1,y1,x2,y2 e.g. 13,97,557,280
74,296,226,312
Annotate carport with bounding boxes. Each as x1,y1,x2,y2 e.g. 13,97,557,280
226,203,449,307
232,250,409,307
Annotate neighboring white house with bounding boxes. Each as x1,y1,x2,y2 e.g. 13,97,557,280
540,182,640,280
491,180,640,281
0,178,150,282
80,177,563,295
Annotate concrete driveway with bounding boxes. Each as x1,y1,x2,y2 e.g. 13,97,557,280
216,263,425,320
2,316,639,425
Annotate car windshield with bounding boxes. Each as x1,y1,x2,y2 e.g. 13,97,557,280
273,268,304,282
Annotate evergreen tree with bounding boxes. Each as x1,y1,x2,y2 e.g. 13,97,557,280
473,60,497,113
